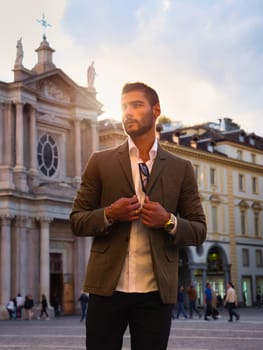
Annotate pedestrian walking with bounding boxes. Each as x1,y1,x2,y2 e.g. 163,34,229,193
174,285,187,319
224,282,240,322
187,283,201,319
204,282,216,320
79,292,89,322
39,294,49,320
24,295,34,320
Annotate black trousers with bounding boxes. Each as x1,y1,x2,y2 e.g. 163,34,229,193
86,291,173,350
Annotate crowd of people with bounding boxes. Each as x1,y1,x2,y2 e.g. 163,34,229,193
172,281,241,322
5,281,260,323
5,293,60,320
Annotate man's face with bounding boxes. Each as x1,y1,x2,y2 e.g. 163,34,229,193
121,91,159,137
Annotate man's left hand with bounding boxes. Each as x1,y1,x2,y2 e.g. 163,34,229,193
140,196,170,228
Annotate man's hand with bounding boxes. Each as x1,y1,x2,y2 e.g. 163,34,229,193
106,195,141,222
140,196,170,228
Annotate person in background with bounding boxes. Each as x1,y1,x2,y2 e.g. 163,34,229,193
24,295,34,320
256,289,261,308
16,293,24,319
39,294,49,320
70,82,206,350
212,289,220,319
204,282,215,320
187,283,201,319
174,285,187,319
224,282,240,322
51,294,60,317
6,298,16,320
79,292,89,322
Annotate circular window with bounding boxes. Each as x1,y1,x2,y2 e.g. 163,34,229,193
37,134,59,177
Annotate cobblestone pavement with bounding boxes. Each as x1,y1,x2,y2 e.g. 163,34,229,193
0,307,262,349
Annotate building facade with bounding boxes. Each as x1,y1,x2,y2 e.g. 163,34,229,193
0,36,102,319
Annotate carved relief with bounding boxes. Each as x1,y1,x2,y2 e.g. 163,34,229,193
39,80,70,103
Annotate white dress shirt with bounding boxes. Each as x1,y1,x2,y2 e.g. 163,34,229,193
116,137,159,293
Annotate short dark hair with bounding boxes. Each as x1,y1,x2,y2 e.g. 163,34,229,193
121,82,160,107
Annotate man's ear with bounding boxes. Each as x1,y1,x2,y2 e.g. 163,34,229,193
153,103,161,119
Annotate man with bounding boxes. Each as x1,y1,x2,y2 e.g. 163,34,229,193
224,282,240,322
70,82,206,350
187,283,201,319
204,282,216,320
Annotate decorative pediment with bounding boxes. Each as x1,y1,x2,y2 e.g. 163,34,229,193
37,79,71,103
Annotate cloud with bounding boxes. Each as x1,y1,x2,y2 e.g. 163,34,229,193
1,0,263,135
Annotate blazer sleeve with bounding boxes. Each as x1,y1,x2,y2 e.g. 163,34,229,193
69,152,108,237
173,160,207,247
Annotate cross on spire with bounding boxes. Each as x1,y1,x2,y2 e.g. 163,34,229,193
37,13,52,39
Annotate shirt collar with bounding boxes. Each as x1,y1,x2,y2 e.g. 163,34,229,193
128,136,158,160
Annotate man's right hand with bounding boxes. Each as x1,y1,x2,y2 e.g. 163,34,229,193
105,195,141,222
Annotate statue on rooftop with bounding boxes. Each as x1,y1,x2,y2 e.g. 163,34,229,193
15,37,24,67
87,61,96,88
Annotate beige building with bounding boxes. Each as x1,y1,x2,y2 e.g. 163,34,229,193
0,36,102,319
100,118,263,306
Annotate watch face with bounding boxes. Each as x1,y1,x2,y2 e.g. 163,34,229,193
166,222,175,230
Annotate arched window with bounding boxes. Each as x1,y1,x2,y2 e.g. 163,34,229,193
37,134,59,177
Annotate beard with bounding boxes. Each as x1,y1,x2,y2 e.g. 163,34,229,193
123,113,155,137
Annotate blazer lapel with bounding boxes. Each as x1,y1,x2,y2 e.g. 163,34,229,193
117,141,135,193
147,145,167,194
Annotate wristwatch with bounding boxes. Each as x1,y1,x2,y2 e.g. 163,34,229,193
164,213,176,232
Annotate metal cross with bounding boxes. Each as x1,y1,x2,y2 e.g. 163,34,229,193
37,14,52,39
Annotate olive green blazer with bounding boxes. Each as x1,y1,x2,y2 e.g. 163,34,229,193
70,141,206,304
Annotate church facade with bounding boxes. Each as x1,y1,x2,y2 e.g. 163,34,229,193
0,36,102,318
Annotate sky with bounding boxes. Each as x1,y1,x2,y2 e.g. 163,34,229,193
1,0,263,136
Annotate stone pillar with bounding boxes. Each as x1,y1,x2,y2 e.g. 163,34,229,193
90,119,99,153
0,216,12,305
74,119,81,183
0,103,3,164
28,106,39,188
15,102,24,169
13,216,28,297
39,218,52,302
4,103,13,165
0,103,15,190
13,102,28,191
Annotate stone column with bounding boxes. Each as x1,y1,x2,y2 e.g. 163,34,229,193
0,216,12,305
13,216,28,297
90,120,99,153
0,103,14,190
13,102,28,191
74,119,81,182
20,217,28,297
15,102,24,169
39,218,52,302
28,106,39,188
0,103,3,164
4,103,13,165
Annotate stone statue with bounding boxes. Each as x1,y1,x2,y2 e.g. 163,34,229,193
87,61,96,88
15,37,24,66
